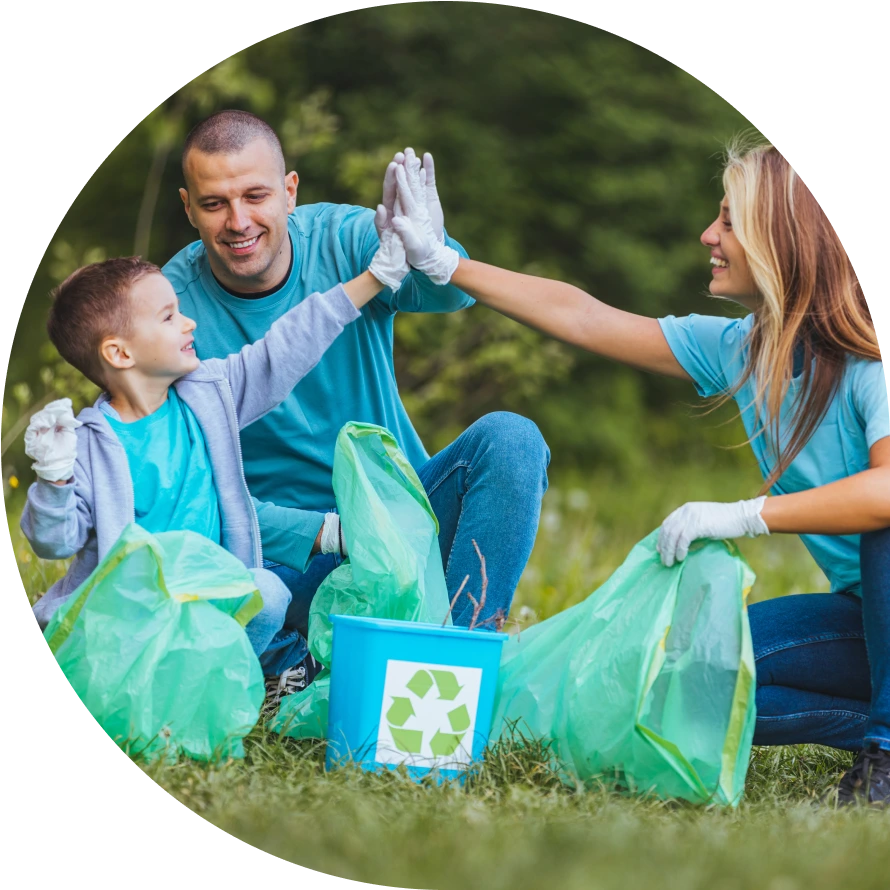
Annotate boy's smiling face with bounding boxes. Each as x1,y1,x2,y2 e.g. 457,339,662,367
120,273,199,380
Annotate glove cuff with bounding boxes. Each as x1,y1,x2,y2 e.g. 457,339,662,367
416,245,460,286
320,512,348,557
742,496,770,538
32,462,75,484
368,254,406,292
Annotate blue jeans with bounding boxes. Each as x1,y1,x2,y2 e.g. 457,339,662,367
242,567,294,670
261,412,550,674
750,527,890,752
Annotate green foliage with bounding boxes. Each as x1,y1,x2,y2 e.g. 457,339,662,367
6,4,758,481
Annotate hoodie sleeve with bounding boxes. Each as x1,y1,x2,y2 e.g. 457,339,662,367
20,450,94,560
202,283,360,430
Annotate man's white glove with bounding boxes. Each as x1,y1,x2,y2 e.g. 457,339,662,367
391,164,459,285
24,398,81,483
320,512,349,558
657,496,769,567
368,202,410,291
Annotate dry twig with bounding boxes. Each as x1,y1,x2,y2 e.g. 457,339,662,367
442,574,471,626
467,591,481,628
469,539,488,630
442,540,495,631
475,609,514,635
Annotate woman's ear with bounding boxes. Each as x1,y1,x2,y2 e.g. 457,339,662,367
100,336,135,372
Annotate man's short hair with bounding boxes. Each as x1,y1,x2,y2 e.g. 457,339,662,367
47,256,160,389
181,110,286,185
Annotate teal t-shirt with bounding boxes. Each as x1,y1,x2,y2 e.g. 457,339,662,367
659,312,890,594
101,389,222,543
162,202,471,571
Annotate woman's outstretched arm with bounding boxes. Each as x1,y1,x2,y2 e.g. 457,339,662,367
450,258,691,380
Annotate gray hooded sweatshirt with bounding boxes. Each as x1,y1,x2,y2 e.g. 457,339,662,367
22,283,360,629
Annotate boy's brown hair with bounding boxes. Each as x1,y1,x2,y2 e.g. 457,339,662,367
47,256,161,388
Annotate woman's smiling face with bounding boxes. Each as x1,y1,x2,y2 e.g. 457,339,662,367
700,198,760,309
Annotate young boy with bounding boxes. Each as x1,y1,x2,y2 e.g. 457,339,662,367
21,229,408,698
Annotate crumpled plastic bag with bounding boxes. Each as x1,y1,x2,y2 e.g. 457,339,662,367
44,524,265,761
270,423,756,805
272,422,451,738
491,532,757,806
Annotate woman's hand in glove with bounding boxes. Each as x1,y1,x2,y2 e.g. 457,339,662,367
657,496,770,567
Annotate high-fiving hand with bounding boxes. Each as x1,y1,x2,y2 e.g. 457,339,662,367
389,148,460,285
375,148,445,243
374,157,400,240
368,155,410,290
417,150,445,245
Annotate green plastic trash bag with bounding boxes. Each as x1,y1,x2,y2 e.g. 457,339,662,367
274,422,451,738
44,524,266,762
492,532,756,806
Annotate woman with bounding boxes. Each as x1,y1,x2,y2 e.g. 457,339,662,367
390,142,890,806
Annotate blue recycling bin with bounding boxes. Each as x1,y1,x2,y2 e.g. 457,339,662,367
326,615,508,781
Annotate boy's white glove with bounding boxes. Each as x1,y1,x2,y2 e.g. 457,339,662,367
657,496,769,567
373,159,400,239
392,164,459,285
376,149,444,244
320,512,349,558
368,203,410,291
24,398,81,483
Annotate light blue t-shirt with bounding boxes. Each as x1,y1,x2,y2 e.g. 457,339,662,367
659,313,890,593
162,202,471,571
101,389,221,543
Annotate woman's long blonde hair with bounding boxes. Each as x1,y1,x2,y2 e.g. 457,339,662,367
719,140,880,492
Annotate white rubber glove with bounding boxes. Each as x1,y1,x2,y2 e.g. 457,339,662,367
657,496,769,567
320,512,349,558
392,165,460,285
368,203,410,291
373,158,400,239
402,147,445,244
24,398,81,483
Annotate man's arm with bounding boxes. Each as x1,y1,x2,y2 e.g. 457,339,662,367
252,498,327,573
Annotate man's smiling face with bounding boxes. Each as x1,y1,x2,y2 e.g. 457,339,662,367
180,138,298,293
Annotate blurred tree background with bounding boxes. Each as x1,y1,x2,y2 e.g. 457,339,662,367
4,2,762,490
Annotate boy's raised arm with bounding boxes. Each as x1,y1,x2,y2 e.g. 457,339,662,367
212,250,394,429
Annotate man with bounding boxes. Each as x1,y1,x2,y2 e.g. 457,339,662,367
163,110,550,689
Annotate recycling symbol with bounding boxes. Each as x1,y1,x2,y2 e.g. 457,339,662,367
385,668,472,757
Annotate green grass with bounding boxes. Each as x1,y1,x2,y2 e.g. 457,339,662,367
141,729,883,890
10,462,889,890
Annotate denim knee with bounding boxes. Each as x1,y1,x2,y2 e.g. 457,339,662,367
860,526,890,572
470,412,550,475
250,567,293,625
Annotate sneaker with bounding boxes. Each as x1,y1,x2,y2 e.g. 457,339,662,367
827,743,890,808
262,654,321,714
